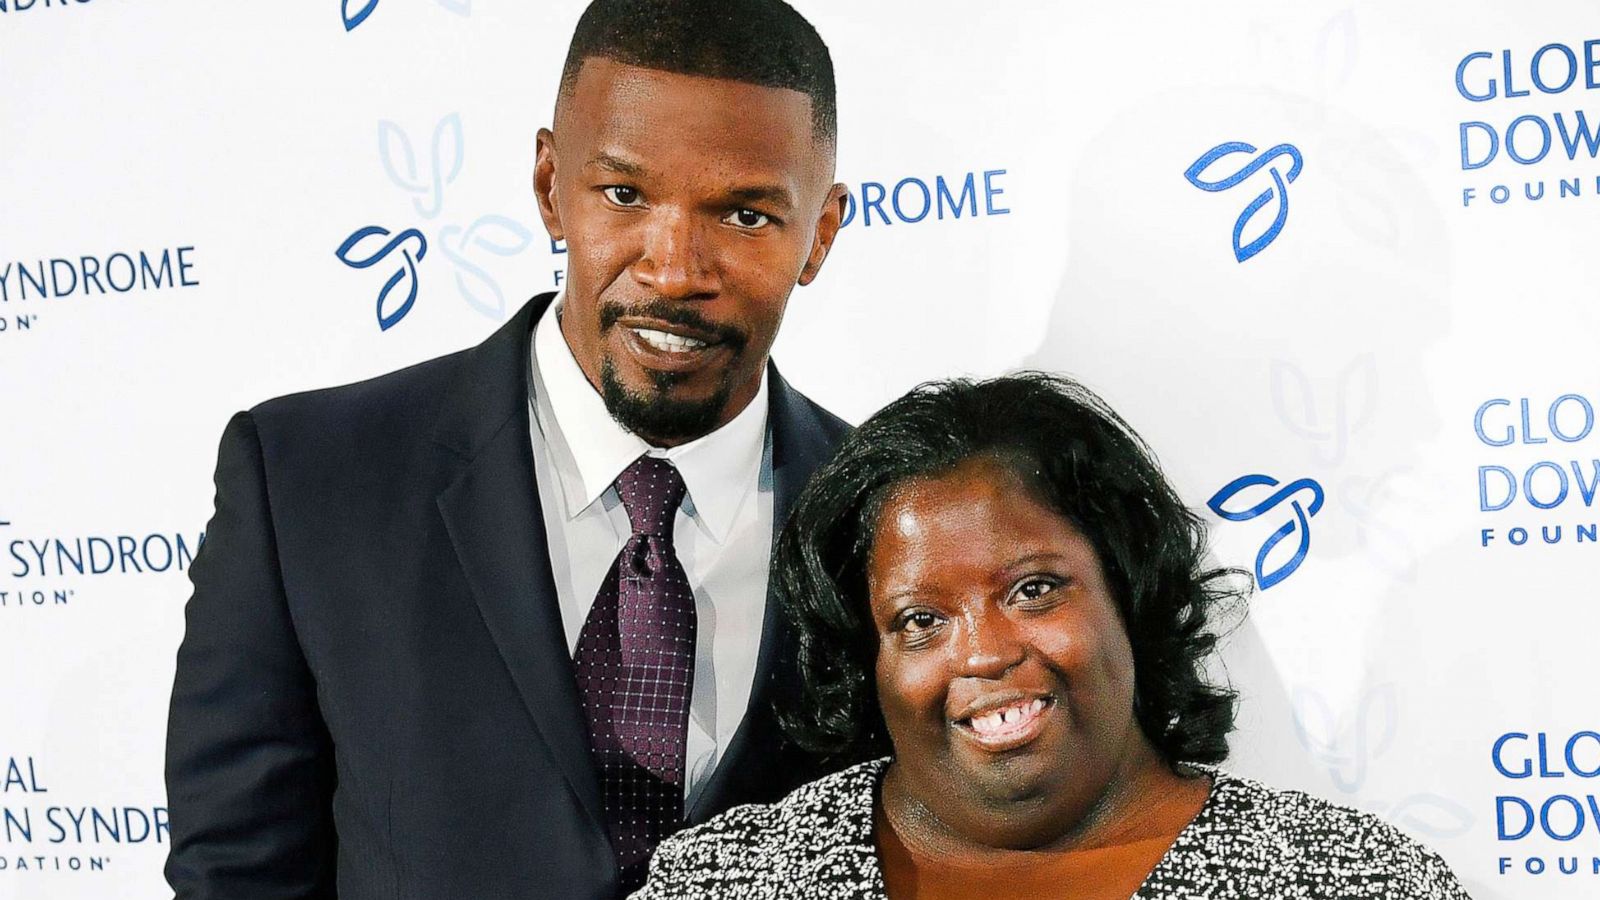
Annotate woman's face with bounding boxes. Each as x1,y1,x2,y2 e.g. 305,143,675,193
868,454,1145,849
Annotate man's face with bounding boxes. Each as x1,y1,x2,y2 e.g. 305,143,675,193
535,58,848,446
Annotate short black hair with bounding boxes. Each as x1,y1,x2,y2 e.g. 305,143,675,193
559,0,836,146
776,372,1247,768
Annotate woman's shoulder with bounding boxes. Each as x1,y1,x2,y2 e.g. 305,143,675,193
629,758,889,900
1153,768,1471,899
664,757,884,854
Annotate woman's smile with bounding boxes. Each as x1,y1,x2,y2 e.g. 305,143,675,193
953,695,1056,752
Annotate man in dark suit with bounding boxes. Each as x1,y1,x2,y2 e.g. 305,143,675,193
164,1,852,897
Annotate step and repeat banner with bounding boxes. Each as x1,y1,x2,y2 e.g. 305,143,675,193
2,1,1596,897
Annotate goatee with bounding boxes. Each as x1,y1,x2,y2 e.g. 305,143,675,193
600,357,733,445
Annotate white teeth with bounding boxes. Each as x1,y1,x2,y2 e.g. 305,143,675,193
632,327,707,353
968,699,1047,737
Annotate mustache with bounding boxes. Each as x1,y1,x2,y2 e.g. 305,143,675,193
598,299,749,353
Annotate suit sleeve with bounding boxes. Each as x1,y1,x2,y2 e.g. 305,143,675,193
165,411,338,899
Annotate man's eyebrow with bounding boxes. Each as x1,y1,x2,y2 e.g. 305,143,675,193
726,185,796,209
587,152,645,176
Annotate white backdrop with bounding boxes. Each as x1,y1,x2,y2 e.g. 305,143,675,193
3,1,1597,897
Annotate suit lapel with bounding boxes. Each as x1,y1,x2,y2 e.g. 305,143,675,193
687,364,840,822
433,293,607,835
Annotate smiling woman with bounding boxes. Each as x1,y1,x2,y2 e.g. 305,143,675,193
630,373,1473,900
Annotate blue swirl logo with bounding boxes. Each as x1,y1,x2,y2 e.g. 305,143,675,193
335,226,428,331
1206,474,1324,589
342,0,470,31
342,0,379,31
1183,141,1304,262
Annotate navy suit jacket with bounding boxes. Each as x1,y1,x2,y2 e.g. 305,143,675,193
165,293,851,899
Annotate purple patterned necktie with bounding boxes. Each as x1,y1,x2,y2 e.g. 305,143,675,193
572,455,697,891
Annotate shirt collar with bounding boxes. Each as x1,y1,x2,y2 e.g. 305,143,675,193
530,292,768,543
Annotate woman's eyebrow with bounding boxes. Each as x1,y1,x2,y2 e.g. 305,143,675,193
1005,551,1070,567
877,586,926,604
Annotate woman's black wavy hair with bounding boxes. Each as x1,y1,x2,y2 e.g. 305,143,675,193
776,372,1247,768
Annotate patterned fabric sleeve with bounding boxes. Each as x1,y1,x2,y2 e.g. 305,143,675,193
627,807,768,900
627,761,887,900
1280,789,1476,900
1402,842,1475,900
1140,770,1476,899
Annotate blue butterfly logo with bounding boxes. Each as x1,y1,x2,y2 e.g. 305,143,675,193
335,226,429,331
342,0,379,31
1184,142,1304,262
1206,474,1324,589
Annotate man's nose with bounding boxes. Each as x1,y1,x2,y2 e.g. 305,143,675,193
955,604,1026,680
633,209,719,300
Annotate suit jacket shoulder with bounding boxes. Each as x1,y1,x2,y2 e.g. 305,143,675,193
242,293,545,537
769,367,851,443
246,348,467,483
765,363,852,503
251,348,464,437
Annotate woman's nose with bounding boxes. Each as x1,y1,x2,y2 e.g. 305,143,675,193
956,604,1026,679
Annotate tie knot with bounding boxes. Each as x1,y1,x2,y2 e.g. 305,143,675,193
615,456,687,537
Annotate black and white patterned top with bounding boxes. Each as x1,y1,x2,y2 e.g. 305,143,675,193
630,758,1472,899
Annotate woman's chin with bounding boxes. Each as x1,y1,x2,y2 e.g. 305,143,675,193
944,747,1069,815
930,735,1114,847
961,792,1085,851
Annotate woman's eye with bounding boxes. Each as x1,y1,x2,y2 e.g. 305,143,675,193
724,208,770,228
603,186,643,207
899,610,941,633
1016,578,1060,602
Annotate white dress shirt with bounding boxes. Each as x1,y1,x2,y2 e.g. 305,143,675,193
527,294,772,810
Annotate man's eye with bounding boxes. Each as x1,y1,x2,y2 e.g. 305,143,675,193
724,208,770,228
603,186,643,207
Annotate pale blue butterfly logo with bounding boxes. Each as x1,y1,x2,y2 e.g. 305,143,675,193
438,215,535,321
1292,684,1474,838
1183,141,1304,262
1270,355,1376,467
1206,474,1324,589
379,114,463,219
341,110,533,330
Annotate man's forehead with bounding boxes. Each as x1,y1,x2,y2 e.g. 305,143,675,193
557,58,828,184
559,57,820,142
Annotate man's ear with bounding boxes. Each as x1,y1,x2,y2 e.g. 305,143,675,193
798,182,849,286
533,127,563,241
